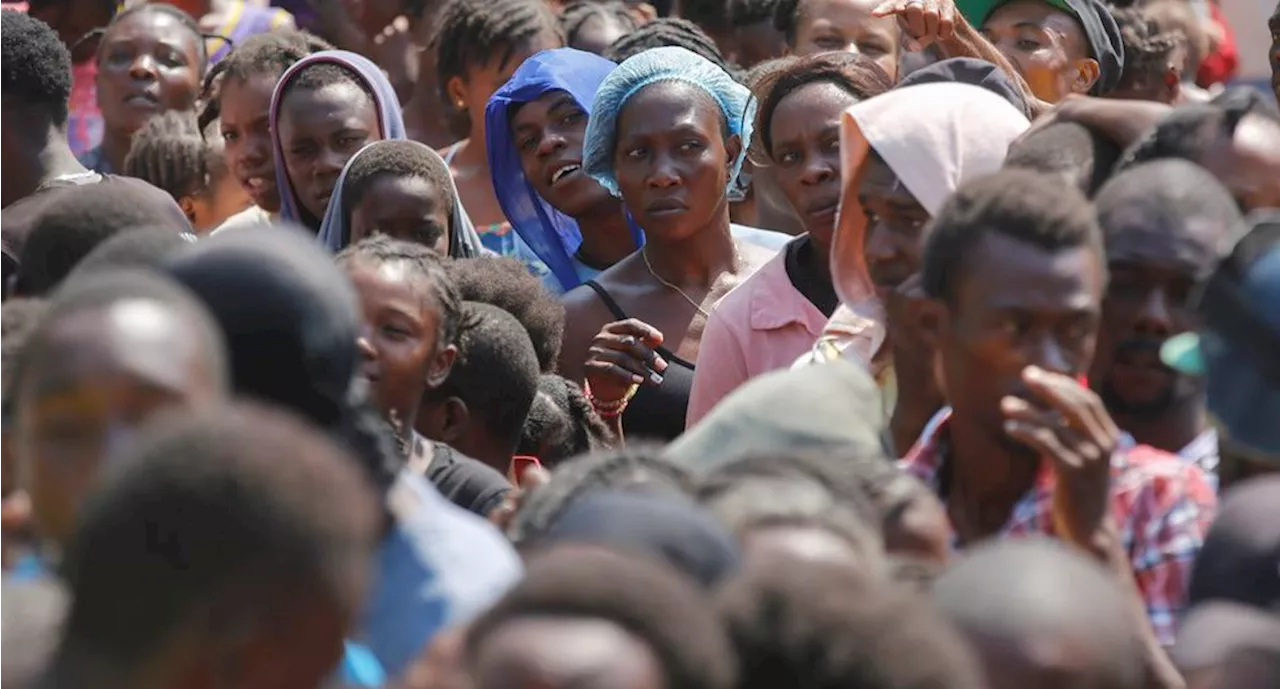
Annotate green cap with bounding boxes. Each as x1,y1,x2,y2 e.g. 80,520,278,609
1160,332,1206,376
956,0,1076,26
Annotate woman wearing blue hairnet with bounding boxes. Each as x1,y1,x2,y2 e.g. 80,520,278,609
557,47,779,442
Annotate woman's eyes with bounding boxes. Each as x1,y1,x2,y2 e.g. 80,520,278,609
561,110,585,126
221,129,239,143
678,140,704,153
857,41,890,56
159,50,187,68
777,150,802,166
625,147,647,160
518,135,538,152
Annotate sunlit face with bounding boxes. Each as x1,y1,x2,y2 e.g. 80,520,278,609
858,154,930,298
95,9,203,136
791,0,900,81
220,74,282,212
512,91,613,217
17,300,223,548
981,0,1095,103
349,174,452,254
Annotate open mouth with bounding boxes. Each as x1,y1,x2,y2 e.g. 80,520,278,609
549,162,582,186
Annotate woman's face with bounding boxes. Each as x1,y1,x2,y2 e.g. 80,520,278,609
347,259,451,429
449,34,563,137
512,90,613,217
612,81,739,241
768,80,859,256
792,0,900,81
220,74,282,212
858,153,930,298
277,80,382,224
95,10,203,136
349,174,452,254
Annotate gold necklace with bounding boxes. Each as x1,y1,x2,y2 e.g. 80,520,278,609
642,249,711,318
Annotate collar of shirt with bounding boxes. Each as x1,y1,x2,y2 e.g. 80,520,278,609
744,250,830,334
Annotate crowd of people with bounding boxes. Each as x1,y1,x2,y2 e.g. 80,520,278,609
2,0,1279,688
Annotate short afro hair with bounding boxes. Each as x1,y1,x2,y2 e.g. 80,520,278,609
427,302,542,455
339,140,458,249
48,403,380,682
517,373,616,467
920,170,1104,303
603,17,729,72
1094,159,1240,253
506,444,694,545
1003,121,1122,197
752,52,892,157
1,10,73,124
466,546,737,689
337,234,465,350
717,560,986,689
199,28,332,130
277,60,376,112
446,256,565,372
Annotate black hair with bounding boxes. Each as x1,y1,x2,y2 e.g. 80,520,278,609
431,0,563,128
753,52,892,157
445,256,566,373
921,170,1104,303
772,0,804,45
15,186,192,297
517,373,615,466
1,10,74,125
680,0,732,35
466,547,737,689
562,1,638,52
1109,5,1184,95
199,29,333,131
427,302,541,455
91,3,211,79
1094,159,1240,249
1003,121,1122,197
1117,94,1280,172
717,561,986,689
277,60,377,111
339,140,458,249
1,297,48,426
506,445,695,544
337,234,464,350
123,110,225,205
65,227,193,283
602,17,729,72
46,403,379,684
730,0,784,27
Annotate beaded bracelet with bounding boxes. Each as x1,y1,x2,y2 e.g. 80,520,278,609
584,380,639,418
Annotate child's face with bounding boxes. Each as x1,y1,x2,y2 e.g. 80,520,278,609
349,174,452,254
186,170,252,235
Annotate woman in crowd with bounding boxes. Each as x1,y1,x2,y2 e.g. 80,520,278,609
485,48,641,294
80,3,206,174
560,0,638,56
202,29,329,232
559,47,776,442
432,0,563,256
269,49,402,233
318,139,485,258
773,0,902,80
687,52,892,427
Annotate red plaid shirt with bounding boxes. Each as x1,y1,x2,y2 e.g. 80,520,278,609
901,408,1217,646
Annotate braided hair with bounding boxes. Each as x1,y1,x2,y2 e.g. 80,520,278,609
561,1,638,52
430,0,563,132
88,3,214,79
602,17,729,71
197,29,333,132
1108,4,1184,95
517,373,616,467
123,110,222,206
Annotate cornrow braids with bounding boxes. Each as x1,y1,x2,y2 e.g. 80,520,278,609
89,3,215,79
123,110,217,204
336,235,466,350
561,1,638,49
753,52,892,157
602,17,729,71
1108,5,1184,92
431,0,564,127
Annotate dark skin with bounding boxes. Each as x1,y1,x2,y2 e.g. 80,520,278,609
219,73,282,213
349,174,453,254
559,82,772,414
790,0,902,81
858,154,930,300
0,101,89,208
15,300,224,549
511,90,637,268
346,258,457,444
980,0,1098,104
1089,216,1225,454
94,10,203,173
472,618,666,689
734,20,789,68
277,81,382,230
570,13,632,56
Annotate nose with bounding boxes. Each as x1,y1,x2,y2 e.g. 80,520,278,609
357,324,377,361
800,153,836,186
864,223,899,265
1133,288,1174,337
317,146,349,177
128,54,158,80
1027,333,1071,375
646,154,681,189
238,135,269,167
535,133,565,159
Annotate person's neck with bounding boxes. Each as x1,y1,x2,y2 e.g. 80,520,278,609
100,127,136,174
575,199,638,267
1110,395,1207,455
452,131,487,167
3,127,88,206
945,412,1040,540
641,209,737,287
798,236,832,287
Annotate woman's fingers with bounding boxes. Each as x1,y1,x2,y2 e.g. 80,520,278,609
594,332,667,373
602,318,665,348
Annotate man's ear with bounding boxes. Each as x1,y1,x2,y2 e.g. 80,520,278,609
1072,58,1101,95
439,397,470,445
425,344,458,389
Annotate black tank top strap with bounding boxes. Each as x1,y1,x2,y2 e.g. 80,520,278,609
584,280,628,321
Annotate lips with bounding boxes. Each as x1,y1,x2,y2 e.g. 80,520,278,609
804,200,839,220
123,90,160,108
646,198,687,214
547,161,582,187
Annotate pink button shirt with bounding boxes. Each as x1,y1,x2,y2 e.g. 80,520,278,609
686,249,833,428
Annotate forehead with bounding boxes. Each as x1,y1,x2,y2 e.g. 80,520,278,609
512,90,578,129
281,82,375,123
107,10,192,44
1101,202,1227,266
775,81,858,124
985,0,1085,39
618,81,722,136
954,232,1103,310
802,0,884,24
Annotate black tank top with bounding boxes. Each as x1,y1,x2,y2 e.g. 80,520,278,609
584,280,695,441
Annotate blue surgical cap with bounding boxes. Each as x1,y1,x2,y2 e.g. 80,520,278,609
582,46,757,199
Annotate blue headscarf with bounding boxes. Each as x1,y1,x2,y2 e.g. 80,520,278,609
269,51,407,229
485,48,643,293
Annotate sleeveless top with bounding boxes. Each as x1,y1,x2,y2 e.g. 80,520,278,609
584,280,695,442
